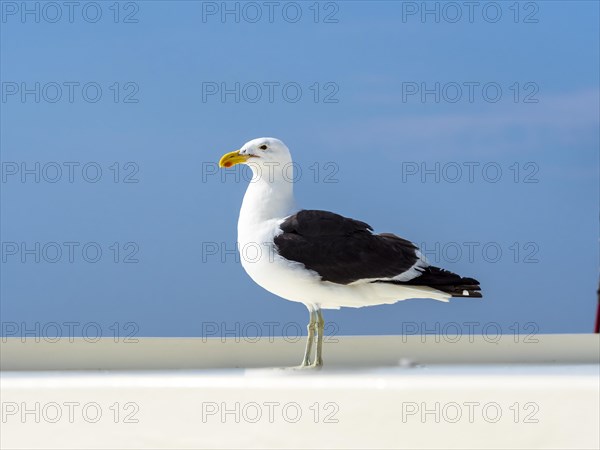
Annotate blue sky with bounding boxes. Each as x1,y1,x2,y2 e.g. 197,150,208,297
1,1,598,338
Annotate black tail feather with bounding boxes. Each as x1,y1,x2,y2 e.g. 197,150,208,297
377,266,482,298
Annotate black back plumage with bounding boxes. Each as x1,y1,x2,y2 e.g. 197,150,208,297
274,210,419,285
274,210,482,298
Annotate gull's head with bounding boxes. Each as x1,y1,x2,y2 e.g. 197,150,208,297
218,138,292,174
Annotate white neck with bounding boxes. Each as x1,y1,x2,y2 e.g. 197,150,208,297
238,173,296,231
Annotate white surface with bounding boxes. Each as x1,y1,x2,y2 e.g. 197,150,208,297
2,334,598,370
1,335,599,449
2,365,599,449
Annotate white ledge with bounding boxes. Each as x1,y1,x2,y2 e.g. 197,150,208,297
1,335,598,449
1,334,598,370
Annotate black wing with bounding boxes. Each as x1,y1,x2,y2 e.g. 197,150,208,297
274,210,419,285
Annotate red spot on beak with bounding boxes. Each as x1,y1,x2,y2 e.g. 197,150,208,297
224,162,232,168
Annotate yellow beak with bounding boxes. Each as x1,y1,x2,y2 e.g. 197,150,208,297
219,150,250,168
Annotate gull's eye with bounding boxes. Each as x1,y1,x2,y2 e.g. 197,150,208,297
259,144,268,150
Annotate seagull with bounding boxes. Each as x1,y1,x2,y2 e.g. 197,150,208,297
218,137,481,368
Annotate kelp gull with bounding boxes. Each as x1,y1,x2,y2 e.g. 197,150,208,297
218,137,481,367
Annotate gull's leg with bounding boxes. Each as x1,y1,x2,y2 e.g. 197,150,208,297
313,308,325,367
301,309,317,367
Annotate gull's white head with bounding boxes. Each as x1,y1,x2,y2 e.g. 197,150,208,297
220,138,296,220
218,138,292,176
